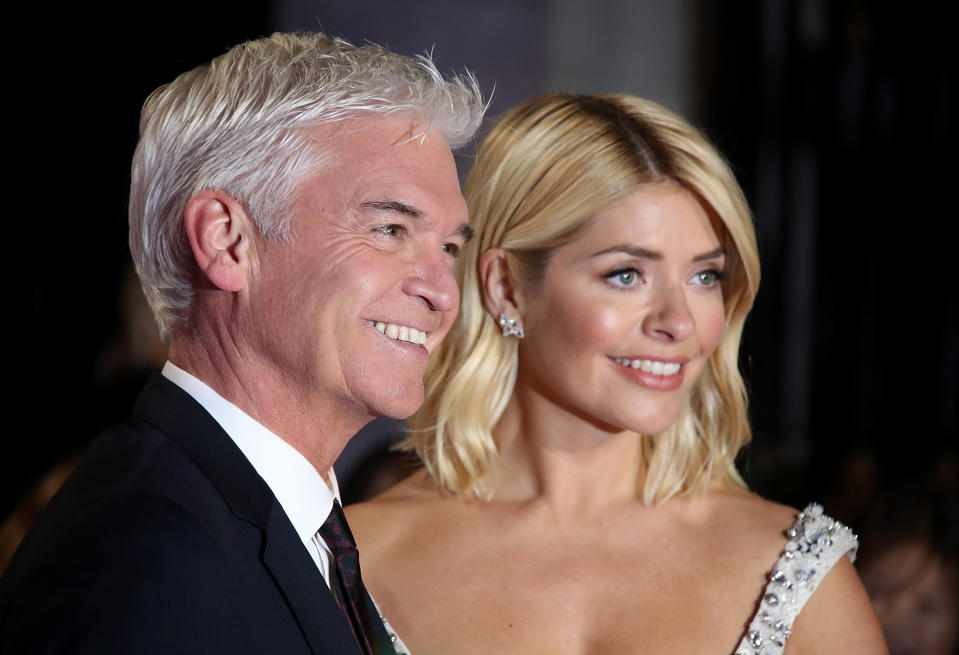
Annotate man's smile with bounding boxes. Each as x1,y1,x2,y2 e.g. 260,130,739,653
368,320,429,345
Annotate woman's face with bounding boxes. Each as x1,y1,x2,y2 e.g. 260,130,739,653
515,182,727,436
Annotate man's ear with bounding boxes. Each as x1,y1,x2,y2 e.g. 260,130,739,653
479,248,525,319
183,190,257,292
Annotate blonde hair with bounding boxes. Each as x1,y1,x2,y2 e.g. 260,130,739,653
406,93,760,504
129,32,484,338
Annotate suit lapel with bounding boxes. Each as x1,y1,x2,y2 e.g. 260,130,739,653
262,508,363,654
133,374,365,655
133,375,273,525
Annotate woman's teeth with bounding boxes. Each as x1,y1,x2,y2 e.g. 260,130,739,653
370,321,427,345
613,357,681,376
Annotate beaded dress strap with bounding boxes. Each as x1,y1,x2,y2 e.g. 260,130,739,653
734,503,858,655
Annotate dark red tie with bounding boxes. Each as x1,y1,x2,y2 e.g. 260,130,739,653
319,501,385,655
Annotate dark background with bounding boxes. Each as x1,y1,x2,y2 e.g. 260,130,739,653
6,0,956,525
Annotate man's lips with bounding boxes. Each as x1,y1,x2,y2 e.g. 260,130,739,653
367,320,428,346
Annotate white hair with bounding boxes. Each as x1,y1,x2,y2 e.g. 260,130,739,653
129,32,485,338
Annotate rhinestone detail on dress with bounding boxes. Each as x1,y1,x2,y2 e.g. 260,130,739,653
374,599,411,654
733,503,858,655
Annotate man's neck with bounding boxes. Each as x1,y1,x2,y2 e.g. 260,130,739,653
168,331,371,475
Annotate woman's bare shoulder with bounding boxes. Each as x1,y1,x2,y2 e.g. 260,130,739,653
689,483,801,558
354,468,439,503
704,483,798,521
345,470,452,557
701,486,887,653
346,468,436,521
785,555,888,654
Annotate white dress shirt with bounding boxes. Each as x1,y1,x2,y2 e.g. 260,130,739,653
162,361,338,589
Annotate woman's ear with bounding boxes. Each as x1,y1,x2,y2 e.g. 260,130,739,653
479,248,525,319
183,190,258,292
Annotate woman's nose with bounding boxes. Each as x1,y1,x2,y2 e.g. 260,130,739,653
641,282,695,342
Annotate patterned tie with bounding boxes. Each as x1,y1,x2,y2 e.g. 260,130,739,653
319,501,385,655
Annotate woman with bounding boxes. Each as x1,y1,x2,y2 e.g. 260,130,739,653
347,93,886,654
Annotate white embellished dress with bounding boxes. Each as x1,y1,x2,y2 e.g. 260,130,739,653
377,503,857,655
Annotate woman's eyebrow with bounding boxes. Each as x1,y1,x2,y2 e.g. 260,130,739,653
590,244,725,262
692,247,726,262
591,244,663,260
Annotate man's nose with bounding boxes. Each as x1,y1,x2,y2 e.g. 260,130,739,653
641,281,695,342
403,251,459,313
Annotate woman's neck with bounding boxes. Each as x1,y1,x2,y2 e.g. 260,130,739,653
490,382,648,519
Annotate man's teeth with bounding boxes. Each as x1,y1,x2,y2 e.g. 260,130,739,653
370,321,427,345
612,357,681,376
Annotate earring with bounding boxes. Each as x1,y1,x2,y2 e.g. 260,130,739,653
498,314,525,339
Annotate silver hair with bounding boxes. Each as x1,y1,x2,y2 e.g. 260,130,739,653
129,32,485,338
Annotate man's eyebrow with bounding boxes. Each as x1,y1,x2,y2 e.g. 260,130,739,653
363,199,473,242
361,199,423,217
592,245,725,261
458,224,475,243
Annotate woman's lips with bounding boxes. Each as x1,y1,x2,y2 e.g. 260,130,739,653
610,356,687,391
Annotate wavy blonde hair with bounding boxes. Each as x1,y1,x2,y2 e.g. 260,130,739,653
405,93,760,504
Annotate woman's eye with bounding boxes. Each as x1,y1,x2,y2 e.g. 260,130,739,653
605,269,640,287
375,224,405,237
692,269,727,287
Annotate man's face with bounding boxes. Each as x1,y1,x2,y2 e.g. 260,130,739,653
243,117,469,423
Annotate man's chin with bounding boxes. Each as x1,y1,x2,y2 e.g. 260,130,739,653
366,386,425,421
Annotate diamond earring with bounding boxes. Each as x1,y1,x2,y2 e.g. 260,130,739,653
498,314,525,339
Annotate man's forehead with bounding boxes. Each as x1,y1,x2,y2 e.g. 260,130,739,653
304,116,440,159
295,116,466,227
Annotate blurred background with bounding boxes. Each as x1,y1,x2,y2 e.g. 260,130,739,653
5,0,957,646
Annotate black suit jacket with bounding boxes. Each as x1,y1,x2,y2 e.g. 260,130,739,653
0,374,395,655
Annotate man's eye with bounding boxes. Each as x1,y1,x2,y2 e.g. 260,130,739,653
374,224,405,237
442,242,461,257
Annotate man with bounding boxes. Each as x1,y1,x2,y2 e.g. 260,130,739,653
0,32,484,654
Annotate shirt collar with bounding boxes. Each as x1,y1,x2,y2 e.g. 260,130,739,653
162,361,337,543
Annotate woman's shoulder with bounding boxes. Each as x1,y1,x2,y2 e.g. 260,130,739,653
346,468,434,520
345,470,457,559
686,483,800,562
700,487,887,654
762,502,886,653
